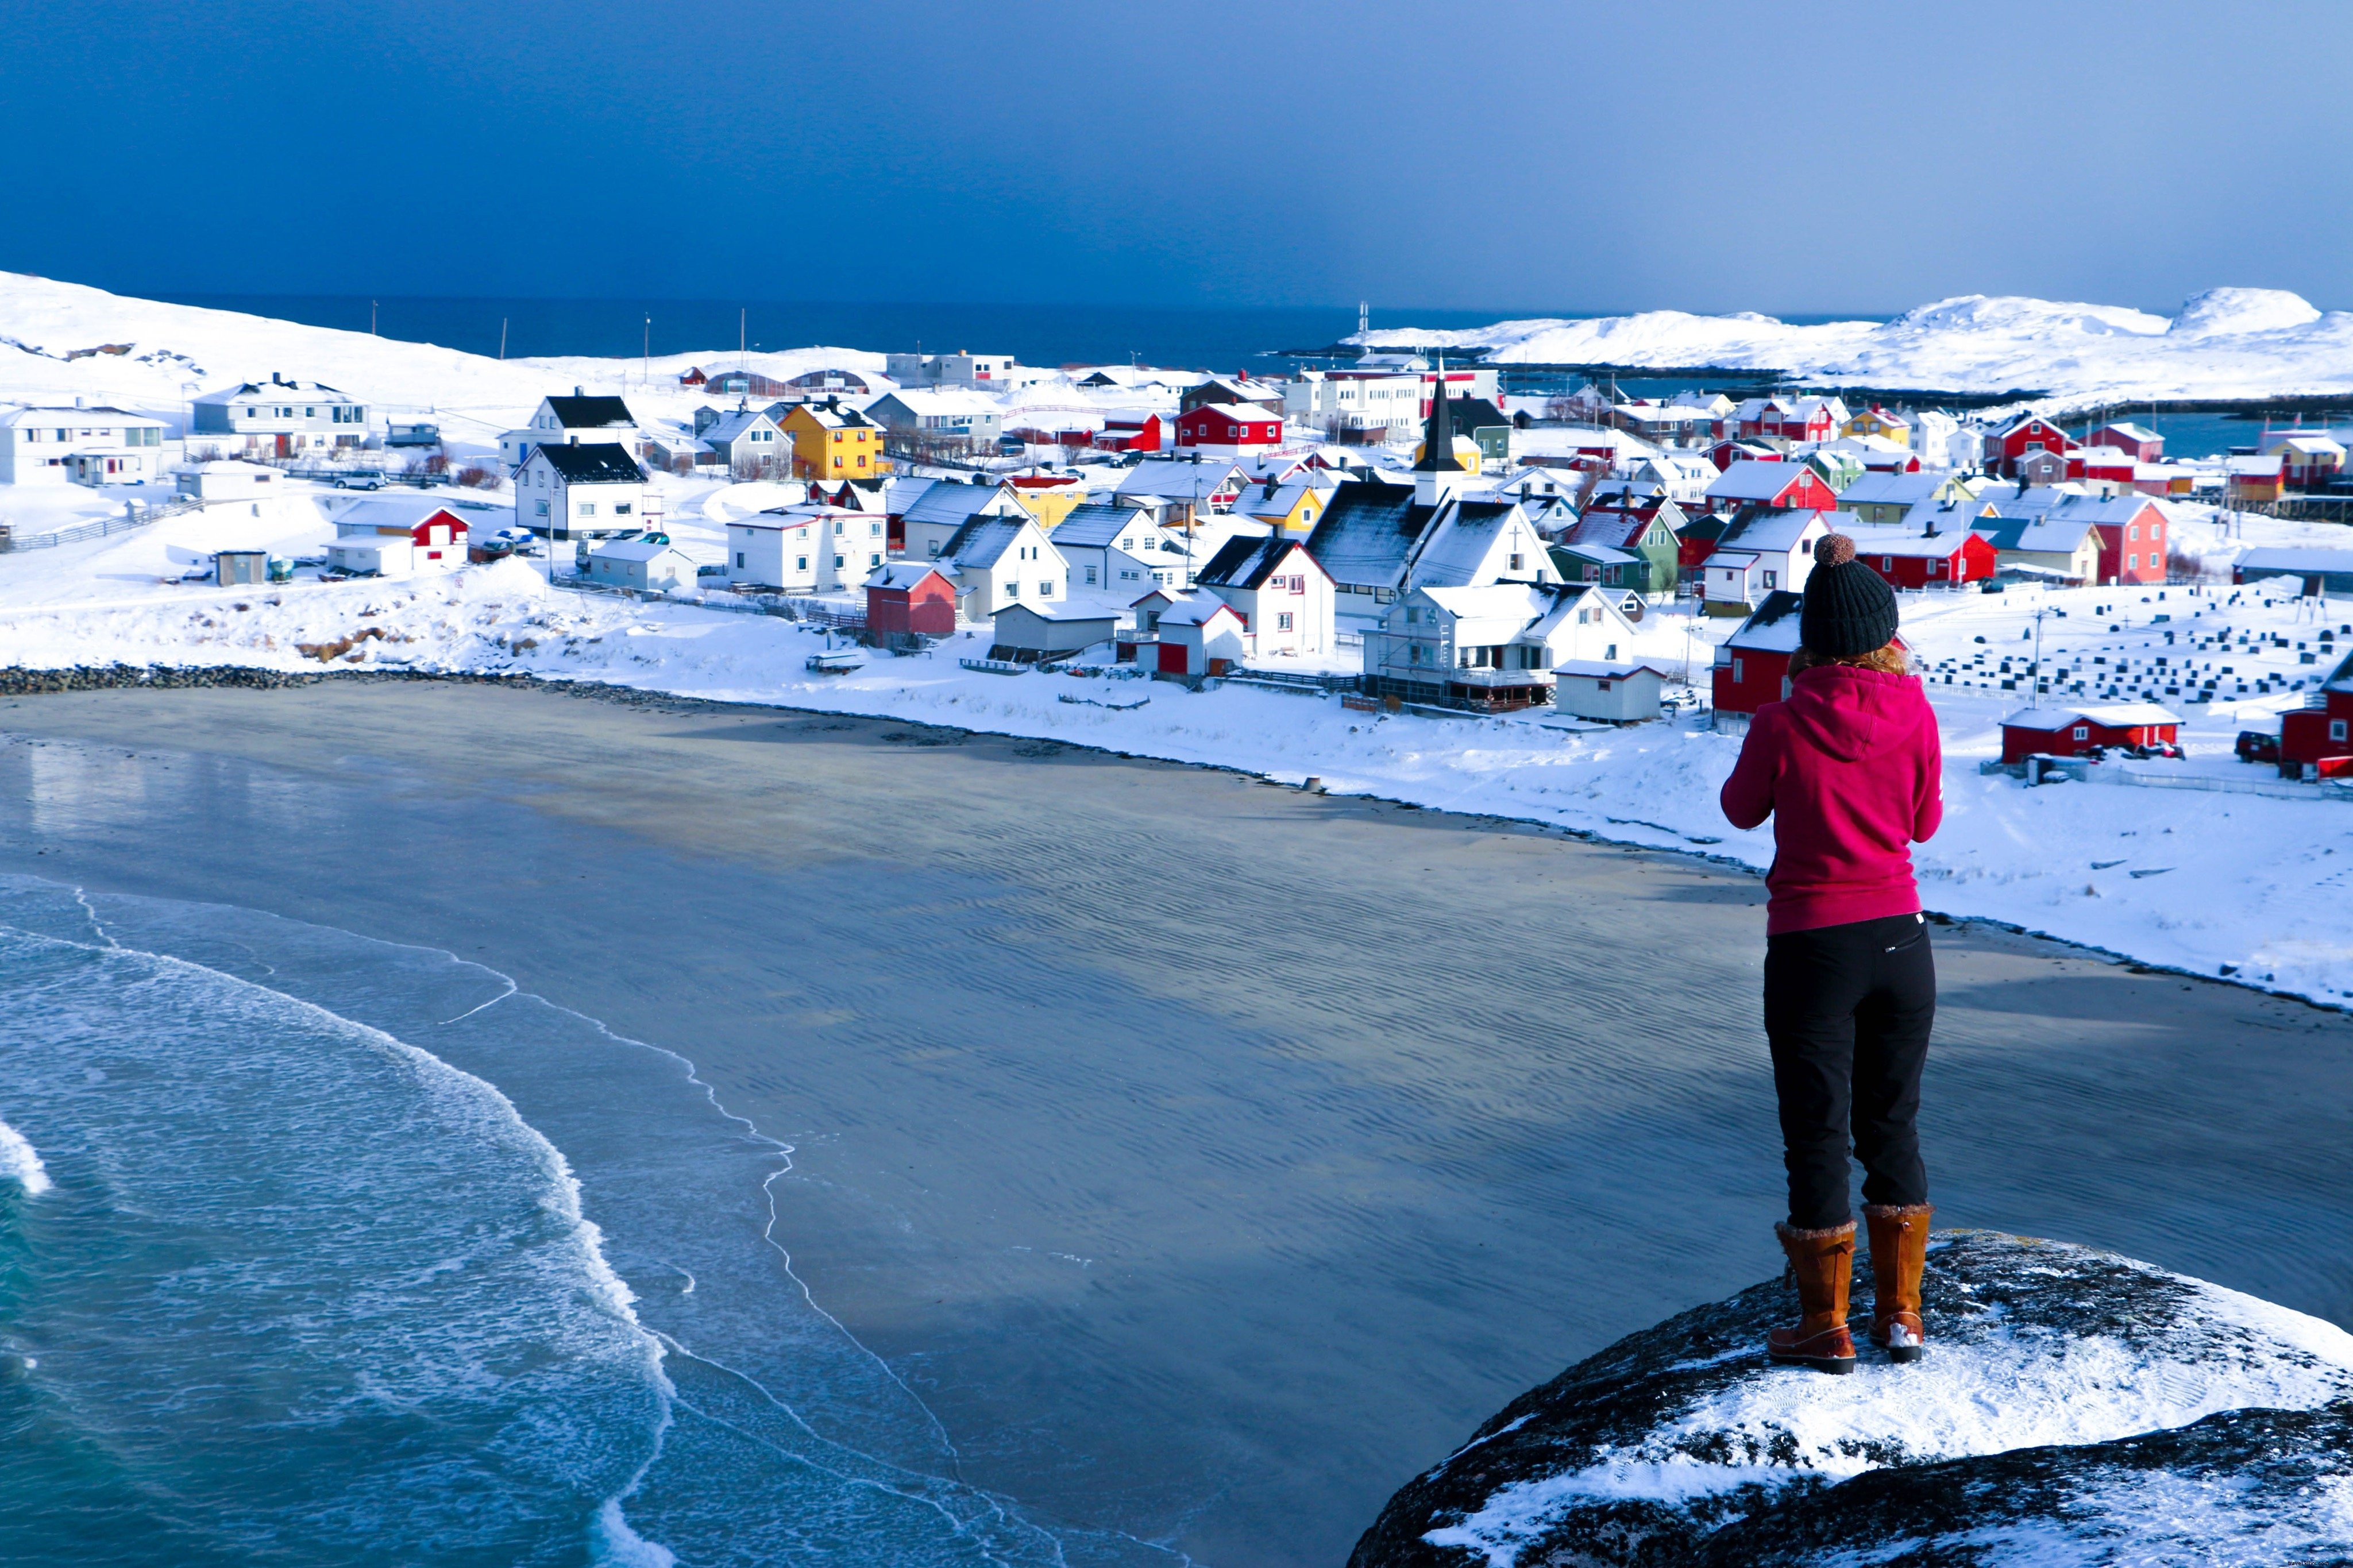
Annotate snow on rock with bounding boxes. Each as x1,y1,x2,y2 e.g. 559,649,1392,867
1352,289,2353,403
1347,1232,2353,1568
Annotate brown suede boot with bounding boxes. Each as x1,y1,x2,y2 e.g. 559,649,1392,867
1768,1221,1857,1374
1864,1204,1932,1362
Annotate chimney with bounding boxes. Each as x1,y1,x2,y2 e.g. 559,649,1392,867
574,385,583,397
74,395,84,408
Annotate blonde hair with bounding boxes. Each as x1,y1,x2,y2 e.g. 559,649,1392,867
1788,643,1908,678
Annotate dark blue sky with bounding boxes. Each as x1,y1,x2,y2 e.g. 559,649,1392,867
6,1,2350,316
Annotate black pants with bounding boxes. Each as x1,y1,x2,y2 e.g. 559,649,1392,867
1764,912,1935,1231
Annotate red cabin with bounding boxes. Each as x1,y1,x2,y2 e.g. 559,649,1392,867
1174,403,1281,454
1852,531,1997,589
2089,421,2163,464
1093,413,1164,453
2280,650,2353,777
1710,589,1805,714
2000,704,2181,763
1703,460,1839,514
863,561,959,638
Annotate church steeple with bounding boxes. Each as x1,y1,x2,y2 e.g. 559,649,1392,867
1414,353,1463,473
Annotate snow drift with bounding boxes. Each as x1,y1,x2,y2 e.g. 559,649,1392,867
1352,288,2353,404
1347,1232,2353,1567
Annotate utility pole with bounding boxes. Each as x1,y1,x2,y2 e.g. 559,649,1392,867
370,300,377,335
499,318,508,360
643,315,651,386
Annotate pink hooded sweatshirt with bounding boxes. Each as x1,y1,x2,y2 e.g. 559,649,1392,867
1719,663,1943,934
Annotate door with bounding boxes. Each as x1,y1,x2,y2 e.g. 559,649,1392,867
1158,642,1188,675
275,433,291,458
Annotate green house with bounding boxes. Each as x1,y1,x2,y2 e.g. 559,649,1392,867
1556,501,1683,596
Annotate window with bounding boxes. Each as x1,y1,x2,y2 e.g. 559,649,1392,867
1606,643,1618,661
534,500,549,516
1007,580,1020,598
615,503,632,515
578,503,596,516
870,522,882,536
2334,719,2349,742
735,552,745,568
834,555,844,569
1733,657,1745,682
1764,571,1777,589
1884,557,1895,571
1509,553,1523,571
871,554,882,566
2128,524,2139,541
797,556,808,570
1085,566,1097,584
2127,555,2136,570
2073,725,2090,740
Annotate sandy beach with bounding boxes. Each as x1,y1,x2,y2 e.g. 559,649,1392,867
3,678,2348,1567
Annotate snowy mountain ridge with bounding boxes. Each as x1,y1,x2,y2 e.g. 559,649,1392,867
1351,288,2353,404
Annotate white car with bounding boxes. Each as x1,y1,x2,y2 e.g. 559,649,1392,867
334,472,388,491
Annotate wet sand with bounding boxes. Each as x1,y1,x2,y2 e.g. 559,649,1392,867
3,680,2349,1567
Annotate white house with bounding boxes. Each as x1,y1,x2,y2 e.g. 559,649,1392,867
900,480,1028,562
1043,503,1159,596
191,375,368,455
173,459,282,500
727,505,881,592
499,393,643,469
1192,534,1335,659
1698,508,1833,615
516,442,649,540
326,536,419,577
1553,659,1670,722
1364,582,1642,709
938,513,1067,617
0,404,171,485
333,501,469,574
989,601,1120,664
1151,594,1252,677
884,351,1019,388
585,538,697,593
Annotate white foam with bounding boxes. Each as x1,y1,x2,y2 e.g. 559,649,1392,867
0,1117,51,1195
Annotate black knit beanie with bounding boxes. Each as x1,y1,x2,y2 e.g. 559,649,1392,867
1798,534,1899,658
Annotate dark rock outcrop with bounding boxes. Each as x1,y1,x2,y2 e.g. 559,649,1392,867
1351,1233,2353,1567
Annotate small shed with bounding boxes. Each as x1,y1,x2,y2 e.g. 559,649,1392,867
214,550,269,586
989,601,1117,664
327,536,413,578
585,538,697,593
2234,547,2353,597
2000,703,2182,763
175,459,279,500
1154,595,1251,677
1554,659,1670,722
865,561,959,637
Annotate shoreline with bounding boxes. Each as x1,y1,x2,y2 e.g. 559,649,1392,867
6,656,2339,1019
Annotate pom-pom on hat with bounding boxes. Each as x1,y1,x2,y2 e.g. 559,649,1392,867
1798,532,1899,658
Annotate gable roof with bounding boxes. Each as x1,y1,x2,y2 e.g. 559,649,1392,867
1303,479,1432,588
2003,703,2181,731
1972,515,2097,553
1715,507,1830,553
1050,503,1145,549
903,482,1018,527
588,538,688,563
1838,470,1952,508
1727,589,1807,651
1114,458,1245,501
1706,460,1819,502
1197,534,1312,590
865,561,955,592
701,409,776,443
534,442,644,483
939,515,1031,569
1412,498,1544,588
545,395,635,428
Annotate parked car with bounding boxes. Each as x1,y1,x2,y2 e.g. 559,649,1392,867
334,470,388,490
2236,729,2282,764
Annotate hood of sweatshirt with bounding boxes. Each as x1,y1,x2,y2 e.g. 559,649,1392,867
1780,664,1931,763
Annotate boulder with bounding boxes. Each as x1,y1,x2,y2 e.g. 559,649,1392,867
1350,1232,2353,1567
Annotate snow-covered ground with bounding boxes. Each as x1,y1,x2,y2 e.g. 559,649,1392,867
2,485,2350,1006
1355,287,2353,404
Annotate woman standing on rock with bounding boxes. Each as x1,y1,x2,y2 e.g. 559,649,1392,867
1719,533,1940,1374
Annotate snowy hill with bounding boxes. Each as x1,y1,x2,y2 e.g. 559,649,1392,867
0,271,885,450
1348,1232,2353,1566
1352,288,2353,404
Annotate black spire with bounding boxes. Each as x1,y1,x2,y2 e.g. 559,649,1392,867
1414,354,1463,473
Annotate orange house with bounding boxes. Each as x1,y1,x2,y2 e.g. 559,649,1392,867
782,398,885,481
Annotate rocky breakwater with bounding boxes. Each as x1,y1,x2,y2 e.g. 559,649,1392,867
1351,1232,2353,1566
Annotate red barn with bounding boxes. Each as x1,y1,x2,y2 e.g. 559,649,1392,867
1851,530,1997,589
1093,413,1164,453
1707,438,1779,472
1174,402,1282,455
2280,649,2353,777
2070,449,2136,486
863,561,959,637
2000,703,2181,763
1711,589,1806,715
1988,414,2079,479
1704,459,1839,513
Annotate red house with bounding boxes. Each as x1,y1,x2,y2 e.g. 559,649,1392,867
2000,704,2181,763
1733,397,1841,445
1093,413,1164,453
2281,650,2353,777
863,561,959,638
2054,496,2169,585
1711,590,1806,715
1707,438,1779,472
2070,449,2137,487
2089,421,2163,464
1988,414,2078,479
1174,403,1282,455
1703,459,1839,513
1851,530,1998,589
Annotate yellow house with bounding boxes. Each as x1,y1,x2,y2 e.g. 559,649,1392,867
782,399,885,481
1011,481,1087,530
1239,476,1333,535
1842,407,1911,447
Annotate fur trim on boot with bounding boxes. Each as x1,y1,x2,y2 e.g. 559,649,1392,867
1768,1220,1857,1374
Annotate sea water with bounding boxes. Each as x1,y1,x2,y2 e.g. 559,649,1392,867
0,875,1130,1566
